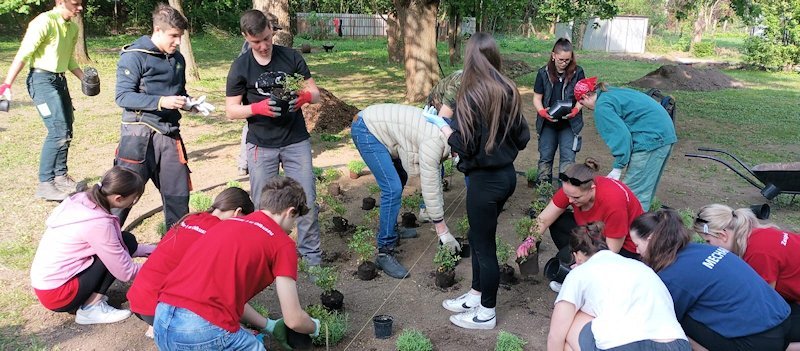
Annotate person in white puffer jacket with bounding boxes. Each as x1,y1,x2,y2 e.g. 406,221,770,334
352,103,459,279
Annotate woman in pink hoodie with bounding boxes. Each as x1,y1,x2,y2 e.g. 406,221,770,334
30,166,152,325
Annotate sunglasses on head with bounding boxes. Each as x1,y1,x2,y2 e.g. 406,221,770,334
558,173,592,186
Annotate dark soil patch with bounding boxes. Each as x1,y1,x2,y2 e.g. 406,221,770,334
321,290,345,311
629,64,744,91
301,87,359,133
502,58,534,79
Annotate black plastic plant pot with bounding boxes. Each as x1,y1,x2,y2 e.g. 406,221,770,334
357,261,378,280
544,257,571,284
273,96,291,115
0,99,8,112
401,212,418,228
372,315,393,339
362,197,376,210
517,252,539,278
499,264,516,285
332,216,349,233
82,67,100,96
458,239,470,258
749,203,771,220
527,180,536,188
442,179,450,192
321,290,344,311
286,327,313,350
435,269,456,289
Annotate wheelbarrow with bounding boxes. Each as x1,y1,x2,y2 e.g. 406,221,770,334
685,147,800,200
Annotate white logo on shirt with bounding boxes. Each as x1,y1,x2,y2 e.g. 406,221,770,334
179,221,207,234
702,247,729,269
781,233,789,246
227,217,275,236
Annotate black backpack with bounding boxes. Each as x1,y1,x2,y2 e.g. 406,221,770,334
645,88,676,122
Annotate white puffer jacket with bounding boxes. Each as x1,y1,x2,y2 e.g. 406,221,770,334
360,104,451,221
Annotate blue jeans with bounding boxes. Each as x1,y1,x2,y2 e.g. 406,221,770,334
537,125,576,182
247,138,321,264
579,322,691,351
624,144,673,212
153,303,262,351
351,116,407,249
27,70,74,182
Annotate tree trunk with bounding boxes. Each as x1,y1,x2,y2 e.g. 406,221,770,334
168,0,200,81
690,8,706,46
387,12,405,63
572,18,587,50
447,11,461,66
254,0,293,48
396,0,440,103
73,13,91,64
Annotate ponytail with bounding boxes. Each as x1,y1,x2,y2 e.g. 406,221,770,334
642,209,690,272
86,167,145,213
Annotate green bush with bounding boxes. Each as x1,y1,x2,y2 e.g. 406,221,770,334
189,192,213,212
691,41,716,58
495,330,527,351
347,160,367,174
744,36,800,70
514,217,534,241
457,215,470,237
536,181,555,200
348,226,376,263
525,167,538,182
308,265,339,293
306,304,348,346
395,329,433,351
433,245,459,271
496,237,513,265
321,168,342,183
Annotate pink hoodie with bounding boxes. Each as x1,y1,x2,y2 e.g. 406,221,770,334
30,192,153,290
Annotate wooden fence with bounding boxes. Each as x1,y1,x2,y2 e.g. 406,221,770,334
295,13,475,38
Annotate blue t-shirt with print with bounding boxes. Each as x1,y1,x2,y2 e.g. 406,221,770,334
658,243,789,338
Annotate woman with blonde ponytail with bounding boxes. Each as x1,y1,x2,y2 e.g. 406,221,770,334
695,203,800,348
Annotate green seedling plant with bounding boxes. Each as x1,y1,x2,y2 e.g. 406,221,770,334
348,226,376,264
401,193,422,212
367,183,381,196
496,330,527,351
442,158,455,177
306,304,348,346
395,329,433,351
530,199,547,216
525,167,538,182
226,180,242,189
282,73,307,94
322,168,342,183
496,237,513,265
189,191,213,212
313,166,324,180
433,245,459,272
321,194,346,216
347,160,367,175
308,265,339,294
362,207,380,227
514,217,542,262
649,196,663,212
457,215,470,238
536,181,555,200
157,221,168,237
320,133,343,142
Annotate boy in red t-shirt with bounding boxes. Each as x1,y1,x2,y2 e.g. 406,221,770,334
153,177,319,350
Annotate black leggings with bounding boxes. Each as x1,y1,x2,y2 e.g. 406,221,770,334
789,302,800,342
550,211,639,263
136,313,155,326
53,231,138,313
467,166,516,309
681,315,790,351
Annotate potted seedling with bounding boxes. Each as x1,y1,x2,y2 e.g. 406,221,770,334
277,72,306,113
496,330,527,351
313,166,324,182
536,181,555,203
348,226,378,280
400,193,422,228
308,265,344,311
322,194,349,233
433,245,459,289
525,167,539,188
395,329,433,351
496,237,516,285
362,183,380,210
455,215,471,257
347,160,366,179
306,304,348,347
527,199,548,219
362,207,380,227
514,217,543,278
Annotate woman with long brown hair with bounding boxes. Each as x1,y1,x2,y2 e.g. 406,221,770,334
425,32,530,330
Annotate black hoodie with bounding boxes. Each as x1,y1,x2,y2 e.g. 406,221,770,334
116,35,187,135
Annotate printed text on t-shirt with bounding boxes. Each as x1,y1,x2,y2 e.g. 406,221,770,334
702,247,729,269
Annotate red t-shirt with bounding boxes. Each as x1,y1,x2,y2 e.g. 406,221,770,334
552,176,643,253
744,227,800,303
157,211,298,332
127,212,221,316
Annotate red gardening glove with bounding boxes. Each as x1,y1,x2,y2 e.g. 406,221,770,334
289,89,312,112
250,97,281,118
538,108,556,123
0,83,11,101
566,107,580,119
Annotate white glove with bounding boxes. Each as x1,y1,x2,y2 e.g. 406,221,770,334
0,83,11,101
607,168,622,180
186,95,215,116
438,231,461,253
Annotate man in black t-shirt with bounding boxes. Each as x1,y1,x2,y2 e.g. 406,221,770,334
225,9,322,266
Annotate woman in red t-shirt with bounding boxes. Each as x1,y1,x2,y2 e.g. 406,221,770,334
694,203,800,347
517,158,644,286
127,187,254,337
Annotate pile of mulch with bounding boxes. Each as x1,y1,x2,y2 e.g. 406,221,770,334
503,59,535,79
628,64,744,91
301,87,359,133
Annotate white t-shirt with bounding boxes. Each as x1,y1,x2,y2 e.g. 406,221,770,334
555,250,687,349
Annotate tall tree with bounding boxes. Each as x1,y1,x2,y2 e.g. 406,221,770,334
73,12,90,64
254,0,293,47
168,0,200,81
386,12,405,63
394,0,440,103
549,0,618,49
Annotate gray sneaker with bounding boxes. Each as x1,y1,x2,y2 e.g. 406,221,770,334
35,181,69,201
54,174,87,193
376,249,409,279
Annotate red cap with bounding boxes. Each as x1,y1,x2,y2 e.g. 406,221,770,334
574,76,598,101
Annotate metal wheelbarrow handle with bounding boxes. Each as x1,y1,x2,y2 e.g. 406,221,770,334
696,147,758,178
685,151,765,190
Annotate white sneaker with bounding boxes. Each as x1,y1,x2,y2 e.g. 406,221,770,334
549,281,562,293
449,307,496,330
442,292,480,313
75,300,132,325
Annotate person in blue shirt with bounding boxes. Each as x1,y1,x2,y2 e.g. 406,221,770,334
574,77,676,212
630,209,790,351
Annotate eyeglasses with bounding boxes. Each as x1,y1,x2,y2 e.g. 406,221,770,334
554,58,571,64
558,173,592,187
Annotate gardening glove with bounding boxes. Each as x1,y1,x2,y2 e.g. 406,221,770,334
538,108,557,123
422,105,448,129
264,318,292,351
438,230,460,253
566,107,580,119
289,89,313,112
607,168,622,180
0,83,11,101
185,95,216,116
311,317,321,337
251,96,282,118
516,237,535,259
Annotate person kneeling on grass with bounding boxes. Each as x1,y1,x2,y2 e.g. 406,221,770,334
547,222,689,351
30,166,154,325
154,177,319,350
126,187,255,338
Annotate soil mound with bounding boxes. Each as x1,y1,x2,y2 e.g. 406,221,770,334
629,64,743,91
302,87,359,133
503,59,534,79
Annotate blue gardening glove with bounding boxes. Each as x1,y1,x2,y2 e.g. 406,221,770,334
422,105,448,129
311,317,321,337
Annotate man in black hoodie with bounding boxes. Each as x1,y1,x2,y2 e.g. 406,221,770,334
114,4,213,229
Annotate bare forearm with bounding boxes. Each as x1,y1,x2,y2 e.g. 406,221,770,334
606,237,624,253
4,59,26,85
226,103,254,120
241,303,268,329
70,67,84,81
